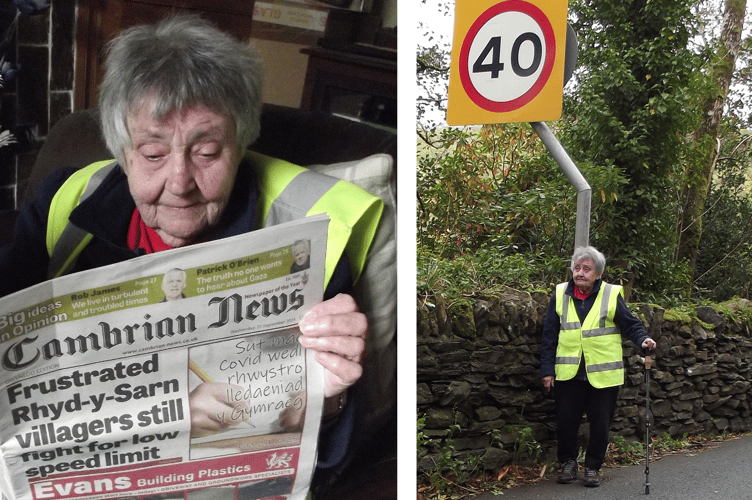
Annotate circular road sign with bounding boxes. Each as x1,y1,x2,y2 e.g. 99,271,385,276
458,0,556,113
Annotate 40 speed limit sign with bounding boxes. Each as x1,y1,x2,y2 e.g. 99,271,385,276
447,0,569,125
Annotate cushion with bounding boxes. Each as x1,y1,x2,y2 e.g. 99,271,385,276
308,153,396,354
308,153,397,440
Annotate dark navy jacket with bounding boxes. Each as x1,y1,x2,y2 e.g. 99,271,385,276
539,279,651,381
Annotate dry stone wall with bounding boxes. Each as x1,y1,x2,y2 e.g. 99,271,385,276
417,288,752,470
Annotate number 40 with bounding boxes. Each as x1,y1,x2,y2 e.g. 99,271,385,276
472,33,542,78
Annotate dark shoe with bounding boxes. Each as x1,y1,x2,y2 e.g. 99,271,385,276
557,459,578,484
582,467,600,487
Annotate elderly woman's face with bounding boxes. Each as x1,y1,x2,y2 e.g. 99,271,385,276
123,100,241,247
573,258,600,293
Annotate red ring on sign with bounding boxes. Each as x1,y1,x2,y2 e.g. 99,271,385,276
459,0,556,112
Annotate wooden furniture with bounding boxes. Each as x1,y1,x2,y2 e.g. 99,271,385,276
74,0,256,110
299,45,397,126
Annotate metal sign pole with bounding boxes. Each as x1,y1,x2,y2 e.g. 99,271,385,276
530,121,591,250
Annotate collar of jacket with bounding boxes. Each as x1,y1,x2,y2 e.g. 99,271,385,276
565,278,603,298
68,158,260,250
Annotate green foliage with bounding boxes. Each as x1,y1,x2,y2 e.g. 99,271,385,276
662,305,695,324
418,124,565,259
417,124,625,296
417,413,497,496
563,0,704,294
652,432,689,452
417,414,431,460
610,434,644,465
507,426,543,464
418,248,540,297
694,127,752,301
715,298,752,333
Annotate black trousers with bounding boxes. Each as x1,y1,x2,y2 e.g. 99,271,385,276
555,378,619,470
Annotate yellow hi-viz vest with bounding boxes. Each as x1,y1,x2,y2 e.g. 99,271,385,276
45,151,384,288
554,282,625,388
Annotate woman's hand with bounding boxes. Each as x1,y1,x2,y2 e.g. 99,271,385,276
298,293,367,398
541,375,555,393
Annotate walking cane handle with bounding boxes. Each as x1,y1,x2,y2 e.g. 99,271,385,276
645,355,652,370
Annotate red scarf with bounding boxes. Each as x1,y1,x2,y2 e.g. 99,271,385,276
573,286,591,301
127,209,173,254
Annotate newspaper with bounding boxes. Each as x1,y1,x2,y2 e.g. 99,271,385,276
0,215,330,500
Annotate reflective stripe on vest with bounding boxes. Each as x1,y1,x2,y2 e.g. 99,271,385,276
46,160,119,278
554,282,625,388
555,355,579,364
250,151,382,287
46,152,383,287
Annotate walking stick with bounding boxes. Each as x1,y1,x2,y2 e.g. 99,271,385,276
644,351,653,495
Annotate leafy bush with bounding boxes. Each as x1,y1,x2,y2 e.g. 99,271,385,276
417,413,498,496
417,124,629,298
694,127,752,301
508,426,543,464
610,434,644,465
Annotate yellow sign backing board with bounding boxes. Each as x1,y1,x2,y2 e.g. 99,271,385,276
447,0,569,125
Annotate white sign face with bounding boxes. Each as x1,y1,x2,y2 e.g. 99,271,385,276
466,11,548,103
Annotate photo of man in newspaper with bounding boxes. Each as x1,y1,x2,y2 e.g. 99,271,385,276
290,240,311,274
160,268,189,302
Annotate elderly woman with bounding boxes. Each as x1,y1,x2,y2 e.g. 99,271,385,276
540,246,657,488
0,15,378,487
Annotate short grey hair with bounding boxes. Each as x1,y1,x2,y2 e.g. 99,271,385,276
98,15,264,166
570,246,606,275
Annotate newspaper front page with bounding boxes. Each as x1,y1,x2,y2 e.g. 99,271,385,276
0,215,330,500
